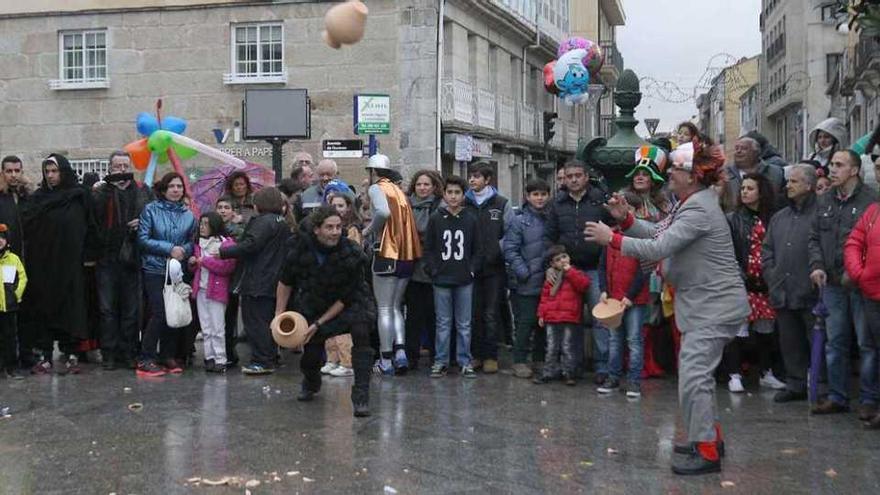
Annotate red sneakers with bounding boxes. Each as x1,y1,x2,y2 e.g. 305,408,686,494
136,361,166,378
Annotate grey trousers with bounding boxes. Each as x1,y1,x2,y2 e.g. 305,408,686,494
679,323,739,442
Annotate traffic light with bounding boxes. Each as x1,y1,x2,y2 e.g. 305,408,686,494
543,111,557,145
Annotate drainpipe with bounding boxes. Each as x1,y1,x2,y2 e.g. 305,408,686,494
435,0,446,172
521,6,541,104
521,6,541,191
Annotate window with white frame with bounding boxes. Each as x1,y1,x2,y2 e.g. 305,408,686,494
51,30,109,90
69,159,109,182
225,23,286,84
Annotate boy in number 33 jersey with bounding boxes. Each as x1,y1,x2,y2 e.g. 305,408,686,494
423,176,483,378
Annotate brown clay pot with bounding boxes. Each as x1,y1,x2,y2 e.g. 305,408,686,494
591,298,626,330
270,311,314,349
323,0,368,49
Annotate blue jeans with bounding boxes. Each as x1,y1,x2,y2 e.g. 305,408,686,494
824,285,877,405
433,283,473,368
608,304,646,385
585,270,607,374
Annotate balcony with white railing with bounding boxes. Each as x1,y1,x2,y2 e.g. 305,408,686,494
498,96,517,137
551,120,564,149
566,122,579,151
476,88,497,130
490,0,568,45
441,78,475,126
519,103,537,142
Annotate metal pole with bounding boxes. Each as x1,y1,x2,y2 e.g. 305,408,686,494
435,0,445,172
269,138,287,184
368,134,378,156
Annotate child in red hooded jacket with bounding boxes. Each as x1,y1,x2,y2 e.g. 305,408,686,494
535,245,590,385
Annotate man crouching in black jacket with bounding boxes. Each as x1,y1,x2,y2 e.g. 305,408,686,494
275,206,377,417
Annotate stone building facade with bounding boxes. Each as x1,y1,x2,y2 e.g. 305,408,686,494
0,0,624,202
758,0,846,161
697,56,759,159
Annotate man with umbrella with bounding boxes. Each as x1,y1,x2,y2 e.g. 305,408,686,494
762,164,819,402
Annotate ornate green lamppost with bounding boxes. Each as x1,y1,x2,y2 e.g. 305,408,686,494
577,69,648,191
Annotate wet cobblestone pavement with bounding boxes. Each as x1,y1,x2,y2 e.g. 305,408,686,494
2,351,879,494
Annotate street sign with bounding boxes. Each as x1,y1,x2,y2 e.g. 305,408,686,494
322,139,364,158
354,94,391,135
645,118,660,137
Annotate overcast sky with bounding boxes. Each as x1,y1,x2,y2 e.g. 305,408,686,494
615,0,763,136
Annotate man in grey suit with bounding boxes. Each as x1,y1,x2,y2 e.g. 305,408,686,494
585,142,748,476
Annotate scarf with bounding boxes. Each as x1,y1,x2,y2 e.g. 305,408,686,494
546,267,565,296
472,186,494,206
746,218,775,322
199,236,222,257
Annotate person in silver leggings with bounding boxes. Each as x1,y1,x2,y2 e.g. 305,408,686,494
362,154,422,374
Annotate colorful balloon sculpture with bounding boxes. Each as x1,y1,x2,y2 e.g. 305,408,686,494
543,37,605,105
122,100,246,194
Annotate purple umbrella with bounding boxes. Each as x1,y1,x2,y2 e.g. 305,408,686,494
809,289,829,404
192,162,275,214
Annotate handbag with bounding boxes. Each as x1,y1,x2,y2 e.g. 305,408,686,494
371,242,397,275
163,259,193,328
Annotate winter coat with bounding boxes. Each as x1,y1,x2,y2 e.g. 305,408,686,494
465,186,513,276
219,212,292,298
423,207,482,287
409,194,440,284
726,207,770,292
598,241,649,305
0,249,26,313
620,187,750,332
21,156,98,340
722,162,786,213
191,237,237,304
743,131,789,171
0,193,24,257
502,205,548,296
762,194,819,310
137,199,196,275
92,181,151,263
537,267,590,324
809,181,877,286
809,118,848,167
279,228,376,340
544,187,614,271
844,203,880,300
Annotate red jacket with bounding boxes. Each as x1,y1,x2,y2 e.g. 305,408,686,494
537,268,591,324
599,243,650,305
844,203,880,300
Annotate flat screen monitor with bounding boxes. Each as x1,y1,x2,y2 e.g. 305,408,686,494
243,88,310,140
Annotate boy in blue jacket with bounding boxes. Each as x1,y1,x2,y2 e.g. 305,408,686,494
502,178,551,379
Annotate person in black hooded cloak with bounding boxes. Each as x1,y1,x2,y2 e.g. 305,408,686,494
20,153,97,374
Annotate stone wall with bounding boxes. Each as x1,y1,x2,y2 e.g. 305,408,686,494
0,1,436,188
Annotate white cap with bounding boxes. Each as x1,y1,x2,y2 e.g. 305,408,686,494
366,153,391,170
